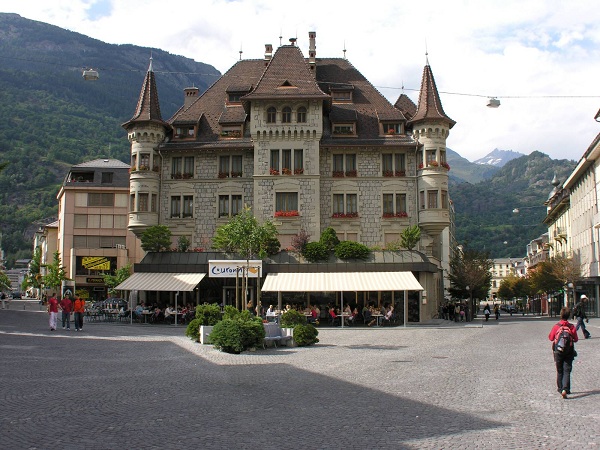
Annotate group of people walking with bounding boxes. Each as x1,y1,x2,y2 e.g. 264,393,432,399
47,293,85,331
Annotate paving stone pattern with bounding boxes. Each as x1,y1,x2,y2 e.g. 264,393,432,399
1,303,598,449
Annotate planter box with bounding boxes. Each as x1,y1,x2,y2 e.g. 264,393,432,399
281,327,296,347
200,325,214,345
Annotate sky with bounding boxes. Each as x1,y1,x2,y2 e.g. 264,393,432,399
2,0,600,162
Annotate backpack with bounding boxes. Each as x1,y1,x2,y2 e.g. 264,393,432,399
554,324,573,353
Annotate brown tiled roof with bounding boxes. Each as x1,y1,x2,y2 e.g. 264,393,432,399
394,94,417,120
122,67,168,129
218,105,247,124
166,46,422,147
243,45,328,101
409,65,455,128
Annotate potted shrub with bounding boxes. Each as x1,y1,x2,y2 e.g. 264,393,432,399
279,309,307,347
184,303,221,344
293,323,319,346
210,309,265,353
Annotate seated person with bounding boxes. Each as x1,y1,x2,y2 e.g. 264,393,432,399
134,303,144,320
382,305,395,325
164,305,176,324
329,307,340,326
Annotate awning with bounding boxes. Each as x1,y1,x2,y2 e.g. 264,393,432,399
261,272,423,292
115,272,206,292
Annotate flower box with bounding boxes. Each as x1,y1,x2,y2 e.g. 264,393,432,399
345,170,357,177
269,168,280,176
428,161,439,167
182,173,193,179
294,168,304,175
383,170,394,177
274,210,299,217
395,170,406,177
383,212,408,218
282,168,292,175
218,172,229,178
441,162,450,170
332,212,359,219
332,171,344,177
171,172,183,179
231,171,242,178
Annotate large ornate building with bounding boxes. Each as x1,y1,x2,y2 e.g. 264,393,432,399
122,32,455,319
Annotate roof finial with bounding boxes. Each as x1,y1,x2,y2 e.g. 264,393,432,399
425,40,429,66
239,43,243,60
343,40,347,59
279,30,282,47
148,51,153,72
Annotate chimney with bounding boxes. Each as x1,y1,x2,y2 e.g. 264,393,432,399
264,44,273,65
308,31,316,70
183,87,199,107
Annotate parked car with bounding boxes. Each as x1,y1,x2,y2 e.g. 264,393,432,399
11,292,21,299
505,305,518,314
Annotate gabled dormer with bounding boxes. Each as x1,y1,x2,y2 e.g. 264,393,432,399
330,83,354,103
330,104,358,137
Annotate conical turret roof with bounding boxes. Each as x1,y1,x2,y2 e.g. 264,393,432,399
122,58,168,129
409,63,455,128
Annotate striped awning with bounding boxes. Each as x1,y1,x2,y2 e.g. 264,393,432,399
261,272,424,292
115,272,205,292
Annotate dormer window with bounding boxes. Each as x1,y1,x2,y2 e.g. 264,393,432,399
175,126,195,138
228,93,242,103
332,123,355,136
383,123,401,135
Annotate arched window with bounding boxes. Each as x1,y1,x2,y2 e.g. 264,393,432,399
282,106,292,123
267,107,276,123
297,106,307,123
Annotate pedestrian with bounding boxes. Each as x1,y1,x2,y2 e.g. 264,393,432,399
494,304,500,320
548,307,578,399
483,303,491,322
59,295,73,330
573,294,591,339
1,291,6,309
47,293,59,331
73,296,85,331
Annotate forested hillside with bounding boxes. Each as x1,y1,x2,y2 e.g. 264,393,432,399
0,13,219,266
452,151,576,257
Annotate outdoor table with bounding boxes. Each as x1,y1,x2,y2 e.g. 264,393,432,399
371,313,383,326
142,310,153,324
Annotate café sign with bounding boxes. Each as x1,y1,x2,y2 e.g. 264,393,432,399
209,260,263,278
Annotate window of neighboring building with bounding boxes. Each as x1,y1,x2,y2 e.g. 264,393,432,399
172,157,182,177
427,190,438,209
74,214,87,228
88,193,114,207
332,193,358,216
218,194,243,217
282,106,292,123
332,153,357,176
171,196,181,218
275,192,298,213
101,172,113,184
297,106,307,123
138,193,149,212
267,107,276,123
101,215,113,228
114,215,127,228
183,156,194,177
140,153,150,169
182,195,193,218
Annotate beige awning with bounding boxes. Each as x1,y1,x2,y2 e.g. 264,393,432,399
261,272,423,292
115,272,205,292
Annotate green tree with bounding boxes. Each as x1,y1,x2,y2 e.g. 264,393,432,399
177,235,191,252
212,206,279,259
103,263,132,297
42,251,69,292
23,246,43,296
447,245,493,318
0,271,11,291
140,225,172,252
400,225,421,250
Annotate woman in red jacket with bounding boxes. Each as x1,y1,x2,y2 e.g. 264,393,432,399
548,307,579,399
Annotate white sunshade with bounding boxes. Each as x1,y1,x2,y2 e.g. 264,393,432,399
115,272,205,292
261,272,424,292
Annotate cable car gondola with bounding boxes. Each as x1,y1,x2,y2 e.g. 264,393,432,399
82,68,99,81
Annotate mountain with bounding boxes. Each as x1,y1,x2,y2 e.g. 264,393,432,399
0,13,220,266
447,148,501,185
452,151,576,257
474,149,525,167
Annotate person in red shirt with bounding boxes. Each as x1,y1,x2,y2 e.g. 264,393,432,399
73,296,85,331
47,293,59,331
548,307,579,398
59,295,73,330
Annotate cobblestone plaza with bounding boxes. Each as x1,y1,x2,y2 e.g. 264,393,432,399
1,302,598,449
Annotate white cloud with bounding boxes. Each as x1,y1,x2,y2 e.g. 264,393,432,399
3,0,600,161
